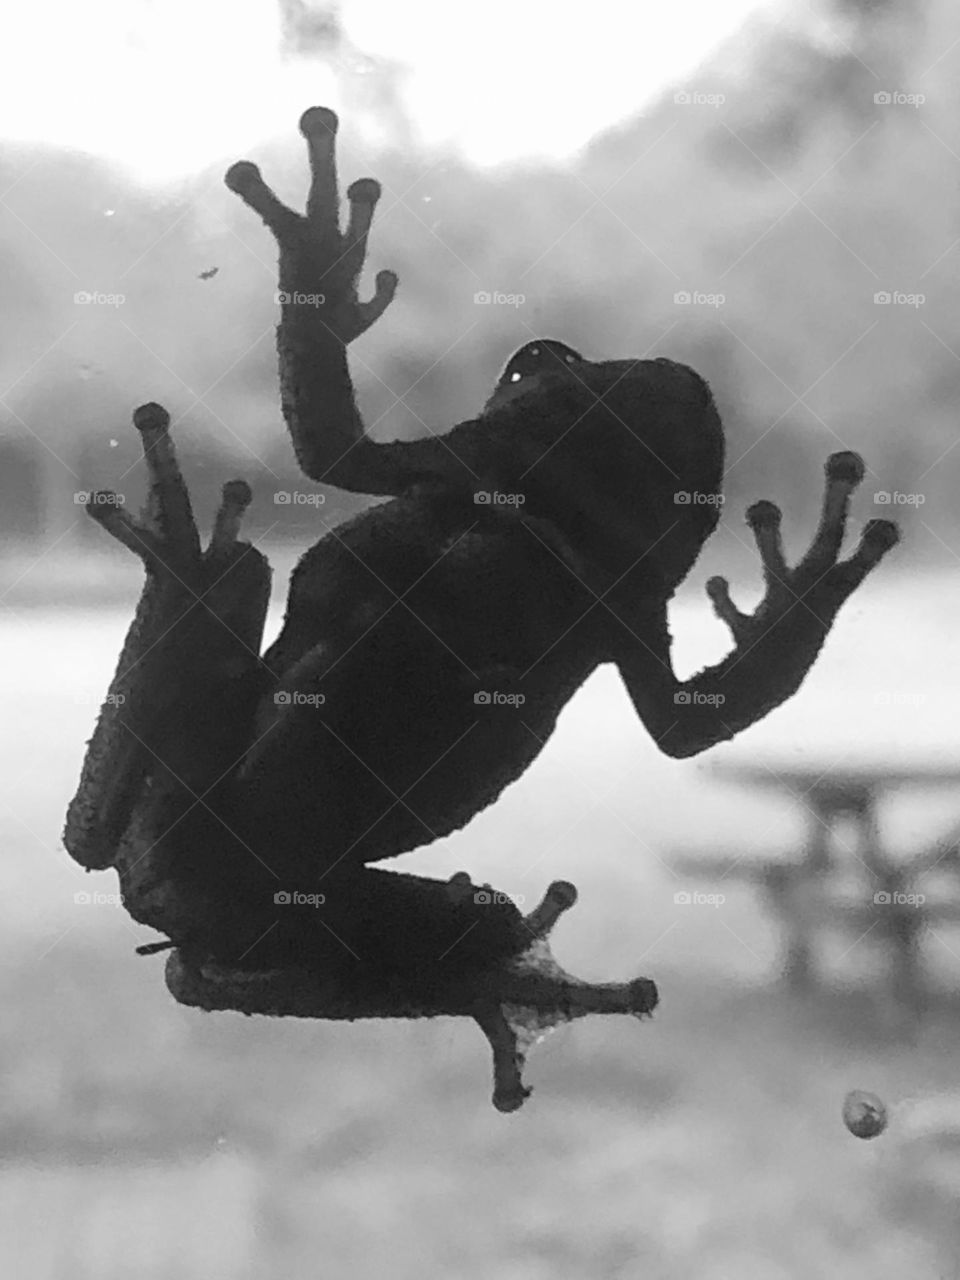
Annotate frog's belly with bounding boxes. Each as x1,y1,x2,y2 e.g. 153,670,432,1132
240,619,597,874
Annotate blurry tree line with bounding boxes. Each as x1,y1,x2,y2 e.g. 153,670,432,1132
0,0,956,565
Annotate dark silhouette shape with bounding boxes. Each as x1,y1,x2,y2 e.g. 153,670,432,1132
63,107,899,1109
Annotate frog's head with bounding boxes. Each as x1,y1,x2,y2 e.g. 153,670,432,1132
479,340,724,591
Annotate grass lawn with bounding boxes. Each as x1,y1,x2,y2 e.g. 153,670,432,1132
4,569,960,1276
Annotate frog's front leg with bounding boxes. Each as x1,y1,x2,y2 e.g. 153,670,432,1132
226,107,477,498
611,452,899,757
63,404,272,877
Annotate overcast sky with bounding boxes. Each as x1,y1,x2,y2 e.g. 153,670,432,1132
0,0,792,182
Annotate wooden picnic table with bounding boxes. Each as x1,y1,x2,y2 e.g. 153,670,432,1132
672,762,960,1001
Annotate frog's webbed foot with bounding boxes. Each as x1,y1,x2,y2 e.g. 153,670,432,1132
480,880,657,1111
164,875,659,1113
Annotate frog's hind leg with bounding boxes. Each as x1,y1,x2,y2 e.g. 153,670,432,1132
63,403,272,874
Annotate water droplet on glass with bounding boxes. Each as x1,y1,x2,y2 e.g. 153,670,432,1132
843,1089,888,1139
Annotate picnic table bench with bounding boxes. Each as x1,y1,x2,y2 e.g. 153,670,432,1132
671,763,960,1004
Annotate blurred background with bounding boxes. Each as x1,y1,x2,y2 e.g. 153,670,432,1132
6,0,960,1275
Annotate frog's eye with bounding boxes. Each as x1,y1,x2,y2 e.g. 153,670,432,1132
497,338,584,388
